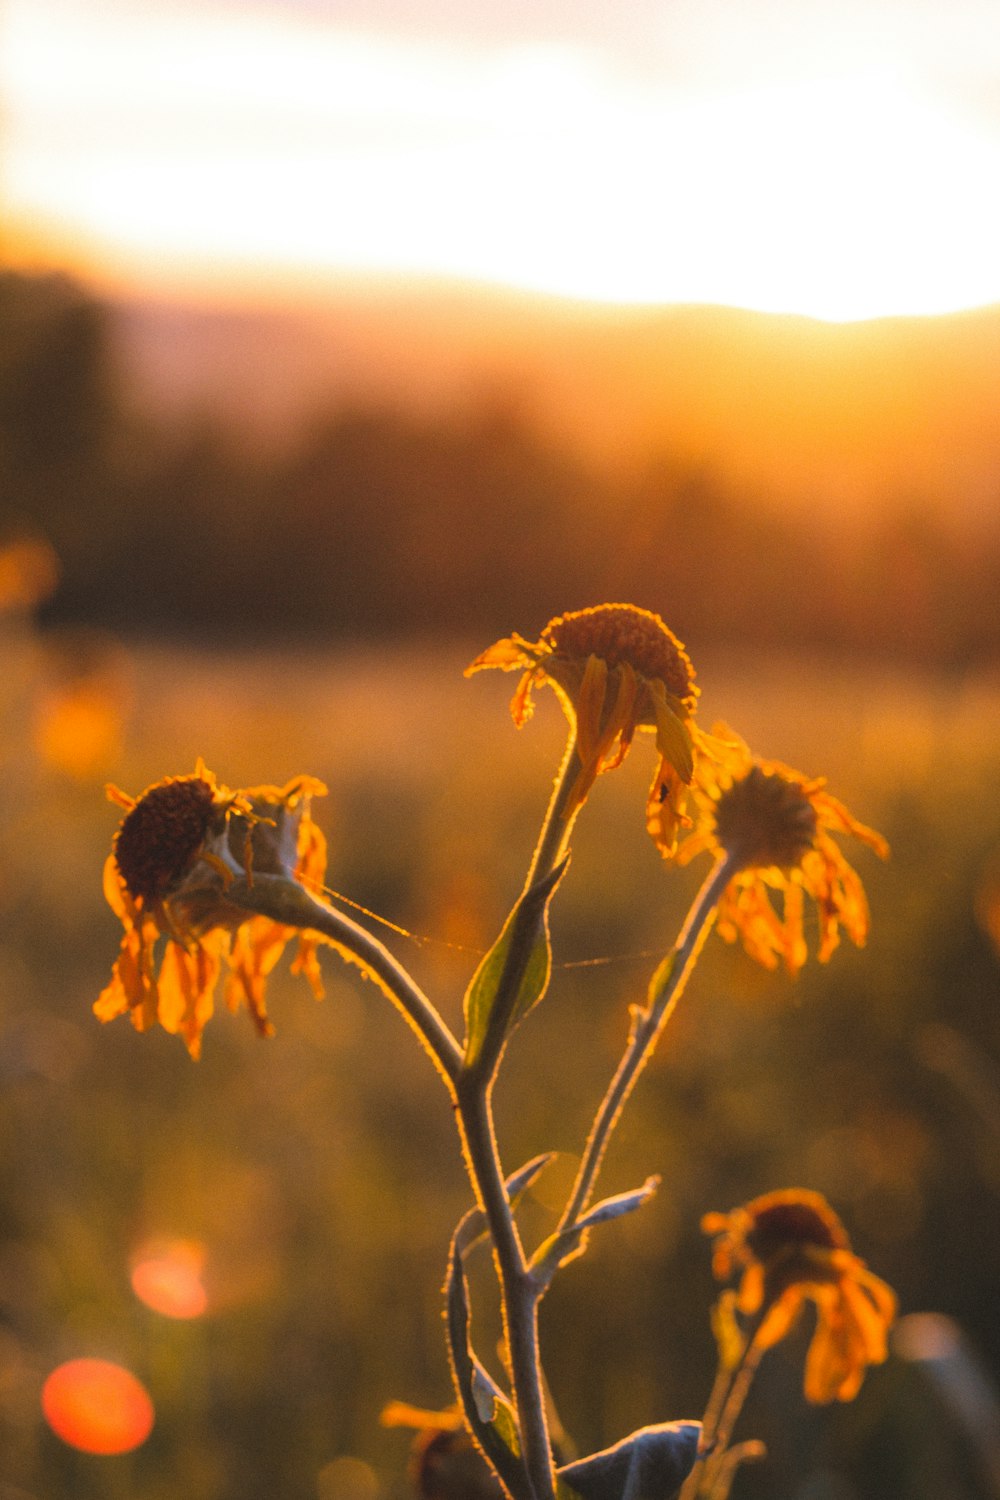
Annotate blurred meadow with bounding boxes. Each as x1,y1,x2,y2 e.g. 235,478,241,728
1,586,999,1499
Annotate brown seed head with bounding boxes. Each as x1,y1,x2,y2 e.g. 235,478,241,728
745,1191,849,1264
114,775,217,904
541,604,695,702
713,765,819,869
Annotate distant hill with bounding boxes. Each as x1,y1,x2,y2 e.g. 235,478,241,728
110,280,1000,521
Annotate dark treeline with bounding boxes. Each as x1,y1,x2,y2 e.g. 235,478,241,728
3,267,997,663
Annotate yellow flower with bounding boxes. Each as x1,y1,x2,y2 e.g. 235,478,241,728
702,1189,897,1404
95,762,328,1058
467,603,728,855
678,734,888,974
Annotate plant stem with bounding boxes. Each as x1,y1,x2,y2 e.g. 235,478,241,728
467,730,580,1086
525,730,580,889
556,852,738,1236
449,729,582,1500
455,1074,555,1500
231,872,553,1492
678,1324,766,1500
226,873,463,1091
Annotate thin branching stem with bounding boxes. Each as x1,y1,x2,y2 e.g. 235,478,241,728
525,730,580,889
466,730,581,1088
556,851,739,1236
455,1076,555,1500
449,728,582,1500
226,873,463,1091
677,1323,766,1500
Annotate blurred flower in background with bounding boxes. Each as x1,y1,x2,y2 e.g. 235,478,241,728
0,537,59,615
33,626,132,780
703,1188,897,1403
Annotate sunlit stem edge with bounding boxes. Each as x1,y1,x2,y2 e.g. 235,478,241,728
465,729,580,1086
228,872,550,1492
224,873,462,1090
449,729,581,1500
449,731,582,1500
454,1077,556,1500
554,851,739,1239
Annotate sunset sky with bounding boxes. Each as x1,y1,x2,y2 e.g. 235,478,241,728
3,0,1000,320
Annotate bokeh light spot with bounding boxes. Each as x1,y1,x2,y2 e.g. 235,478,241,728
131,1239,208,1319
41,1358,154,1454
316,1455,379,1500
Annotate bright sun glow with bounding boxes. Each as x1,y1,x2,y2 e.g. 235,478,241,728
3,0,1000,320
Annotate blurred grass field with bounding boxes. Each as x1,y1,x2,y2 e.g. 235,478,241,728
1,622,999,1500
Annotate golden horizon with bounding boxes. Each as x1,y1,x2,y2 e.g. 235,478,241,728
5,1,1000,325
8,226,1000,331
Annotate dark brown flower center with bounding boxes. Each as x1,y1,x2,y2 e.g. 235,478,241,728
746,1196,848,1262
713,766,818,868
541,604,695,700
114,776,216,903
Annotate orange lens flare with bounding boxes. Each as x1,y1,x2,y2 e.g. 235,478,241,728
41,1358,155,1455
131,1239,208,1319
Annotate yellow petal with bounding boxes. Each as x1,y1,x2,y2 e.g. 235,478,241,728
509,669,537,728
93,963,131,1022
648,682,695,783
574,654,609,768
646,758,689,859
756,1289,802,1349
595,664,639,773
102,854,134,924
464,635,533,675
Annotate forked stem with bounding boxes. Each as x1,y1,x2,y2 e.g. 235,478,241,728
557,852,738,1236
678,1323,766,1500
454,1077,555,1500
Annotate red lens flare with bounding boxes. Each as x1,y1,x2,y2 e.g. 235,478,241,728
41,1358,155,1455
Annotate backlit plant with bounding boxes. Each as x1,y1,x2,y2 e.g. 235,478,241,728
96,603,893,1500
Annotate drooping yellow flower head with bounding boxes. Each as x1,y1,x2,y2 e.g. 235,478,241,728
678,733,888,974
702,1188,897,1404
96,762,328,1057
467,603,728,854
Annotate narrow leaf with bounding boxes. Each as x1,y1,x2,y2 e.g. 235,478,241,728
444,1243,526,1496
531,1178,660,1287
573,1176,660,1233
647,949,678,1011
463,861,568,1068
454,1154,557,1258
505,1152,558,1202
472,1368,499,1424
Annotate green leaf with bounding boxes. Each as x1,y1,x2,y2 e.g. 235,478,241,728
445,1243,527,1497
646,948,678,1011
463,860,568,1069
486,1387,522,1461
